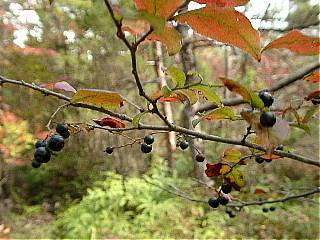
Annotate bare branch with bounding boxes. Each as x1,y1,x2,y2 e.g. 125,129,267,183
145,178,320,208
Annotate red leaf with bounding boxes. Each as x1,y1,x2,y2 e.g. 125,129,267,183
304,71,320,83
193,0,249,7
305,91,320,101
205,163,226,177
263,30,320,55
93,117,125,128
40,81,76,93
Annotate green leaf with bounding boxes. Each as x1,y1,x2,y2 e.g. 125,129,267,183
132,111,150,127
302,105,319,124
138,11,166,34
192,107,237,127
249,91,265,110
225,167,246,190
162,85,172,97
190,84,221,105
222,148,242,163
175,89,198,105
71,89,124,109
290,123,311,135
167,66,186,87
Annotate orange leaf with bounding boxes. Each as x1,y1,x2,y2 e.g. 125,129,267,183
263,30,320,55
304,71,320,83
175,7,261,60
260,155,284,160
221,78,251,102
134,0,184,19
93,117,125,128
193,0,249,7
147,24,182,55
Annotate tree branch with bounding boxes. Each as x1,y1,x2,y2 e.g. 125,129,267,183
145,179,320,208
194,61,320,114
1,75,319,167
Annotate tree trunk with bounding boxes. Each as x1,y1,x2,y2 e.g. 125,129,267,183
153,42,176,168
177,24,206,180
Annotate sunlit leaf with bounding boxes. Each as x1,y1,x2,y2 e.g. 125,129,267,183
220,164,231,174
71,89,124,109
134,0,185,19
148,25,182,55
93,117,125,128
193,0,249,7
190,84,221,105
221,78,264,109
222,148,242,163
262,30,320,55
175,7,261,60
167,66,186,87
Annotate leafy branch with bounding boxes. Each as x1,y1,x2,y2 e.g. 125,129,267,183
0,75,319,167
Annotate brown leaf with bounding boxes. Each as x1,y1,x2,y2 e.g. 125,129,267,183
305,91,320,101
304,71,320,83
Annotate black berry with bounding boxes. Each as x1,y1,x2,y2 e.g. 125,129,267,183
105,147,114,154
195,154,205,162
56,123,70,139
141,143,152,153
276,145,284,151
208,197,220,208
218,195,229,205
260,112,276,127
258,90,274,107
31,160,41,168
144,135,154,145
269,206,276,211
34,147,51,163
221,184,232,194
48,134,65,151
262,207,269,213
35,140,48,148
255,156,264,164
179,141,189,150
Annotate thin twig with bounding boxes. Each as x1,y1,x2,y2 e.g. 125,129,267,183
46,102,70,131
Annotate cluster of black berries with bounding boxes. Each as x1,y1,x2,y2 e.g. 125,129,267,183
259,90,276,128
31,123,70,168
208,195,229,208
262,206,276,213
177,140,189,150
141,135,154,153
208,184,232,208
